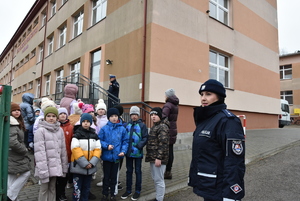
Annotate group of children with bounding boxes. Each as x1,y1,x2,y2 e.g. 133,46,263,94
8,96,170,201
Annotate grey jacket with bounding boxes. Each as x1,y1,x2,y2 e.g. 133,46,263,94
34,119,68,183
8,116,31,174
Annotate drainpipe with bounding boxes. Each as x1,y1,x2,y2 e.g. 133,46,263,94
40,1,49,98
141,0,147,103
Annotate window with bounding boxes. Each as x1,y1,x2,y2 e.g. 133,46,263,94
73,11,84,38
48,36,54,55
45,75,51,96
18,87,21,94
70,61,81,82
59,25,67,48
51,0,57,17
28,26,32,34
29,82,33,89
23,84,27,92
209,50,230,87
25,55,29,63
92,0,107,25
12,68,15,80
39,44,44,62
56,69,64,92
280,64,292,80
36,79,40,98
42,13,47,27
31,49,36,58
281,91,293,104
209,0,229,25
33,17,39,28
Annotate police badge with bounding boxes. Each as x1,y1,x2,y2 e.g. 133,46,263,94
232,140,243,155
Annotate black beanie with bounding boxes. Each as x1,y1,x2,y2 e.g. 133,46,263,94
114,105,123,116
107,108,120,119
199,79,226,98
150,107,163,120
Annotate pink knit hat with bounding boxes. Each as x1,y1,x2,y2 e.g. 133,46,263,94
82,104,94,113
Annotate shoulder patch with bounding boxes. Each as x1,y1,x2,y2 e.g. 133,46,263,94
222,109,235,118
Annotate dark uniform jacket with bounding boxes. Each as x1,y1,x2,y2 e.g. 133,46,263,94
145,118,170,165
188,103,245,201
162,95,179,144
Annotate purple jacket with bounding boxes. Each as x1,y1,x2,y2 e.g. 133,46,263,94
162,95,179,144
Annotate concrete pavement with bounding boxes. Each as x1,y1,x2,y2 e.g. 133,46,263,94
18,125,300,201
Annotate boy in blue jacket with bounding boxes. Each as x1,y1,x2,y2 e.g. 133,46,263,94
121,106,148,200
98,108,129,201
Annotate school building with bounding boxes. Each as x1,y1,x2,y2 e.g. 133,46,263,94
0,0,280,131
280,52,300,118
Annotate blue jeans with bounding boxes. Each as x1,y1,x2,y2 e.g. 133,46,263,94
126,157,142,193
73,174,92,201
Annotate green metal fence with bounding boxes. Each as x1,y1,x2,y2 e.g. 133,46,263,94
0,85,11,201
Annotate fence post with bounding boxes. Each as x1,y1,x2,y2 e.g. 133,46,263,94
0,85,11,201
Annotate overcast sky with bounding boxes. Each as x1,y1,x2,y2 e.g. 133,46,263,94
0,0,299,55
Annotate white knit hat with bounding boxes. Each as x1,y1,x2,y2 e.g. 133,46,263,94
130,106,140,116
96,99,107,111
41,98,56,112
73,102,83,115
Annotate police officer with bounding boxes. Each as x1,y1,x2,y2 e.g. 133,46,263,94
188,79,245,201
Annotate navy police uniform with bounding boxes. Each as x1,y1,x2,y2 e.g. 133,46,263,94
188,103,245,201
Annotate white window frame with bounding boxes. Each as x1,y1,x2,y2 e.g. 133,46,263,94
56,69,64,92
209,0,229,25
209,50,230,88
23,84,27,92
70,61,81,82
42,13,47,27
51,0,57,17
280,64,292,80
29,82,33,90
39,45,44,62
73,11,84,38
92,0,107,25
59,25,67,47
281,91,293,105
48,36,54,55
45,75,51,96
36,79,40,98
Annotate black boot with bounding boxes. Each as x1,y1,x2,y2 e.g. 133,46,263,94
164,171,172,179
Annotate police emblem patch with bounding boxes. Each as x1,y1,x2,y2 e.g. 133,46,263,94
232,140,243,155
230,184,242,194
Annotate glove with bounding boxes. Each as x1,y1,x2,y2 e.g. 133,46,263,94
29,142,34,148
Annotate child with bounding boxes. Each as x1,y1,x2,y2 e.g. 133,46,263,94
95,99,108,187
68,102,83,126
99,108,129,201
70,113,101,201
7,103,31,201
56,107,74,201
145,107,169,201
121,106,148,200
35,108,41,119
34,107,68,201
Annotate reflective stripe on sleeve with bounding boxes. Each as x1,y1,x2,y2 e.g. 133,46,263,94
197,172,217,178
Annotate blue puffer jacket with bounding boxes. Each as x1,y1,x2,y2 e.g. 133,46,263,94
20,93,35,130
98,121,129,162
125,119,148,158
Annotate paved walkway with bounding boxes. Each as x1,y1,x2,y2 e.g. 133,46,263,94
18,126,300,201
